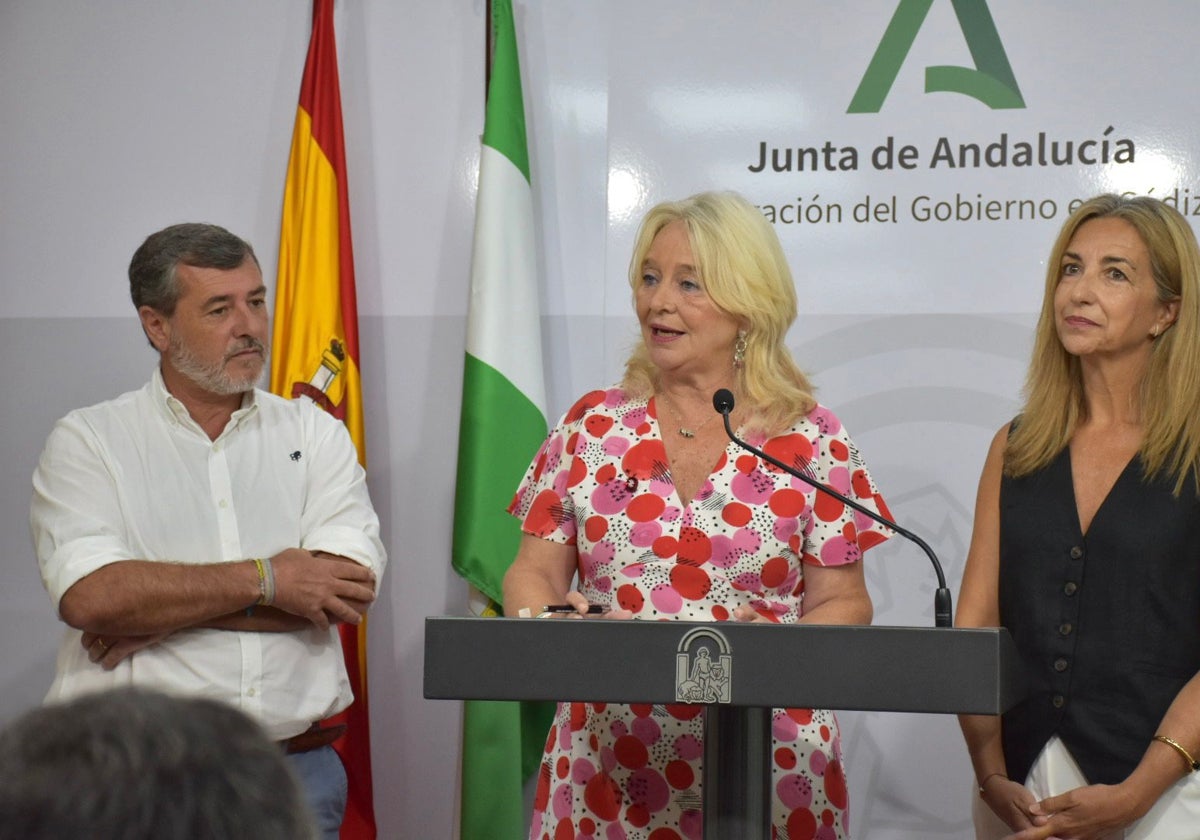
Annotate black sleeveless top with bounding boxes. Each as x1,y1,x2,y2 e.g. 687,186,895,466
999,446,1200,785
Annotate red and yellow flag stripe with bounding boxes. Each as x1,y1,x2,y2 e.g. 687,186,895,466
271,2,373,837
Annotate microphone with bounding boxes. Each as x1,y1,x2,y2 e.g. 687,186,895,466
712,389,953,628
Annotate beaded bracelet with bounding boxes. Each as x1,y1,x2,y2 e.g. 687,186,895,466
1154,734,1200,772
251,557,275,606
261,557,276,606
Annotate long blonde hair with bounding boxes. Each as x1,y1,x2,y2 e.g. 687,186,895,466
1007,194,1200,494
622,191,815,434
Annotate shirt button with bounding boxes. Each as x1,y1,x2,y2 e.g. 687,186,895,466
1064,582,1078,596
247,688,257,697
1069,545,1084,560
1052,694,1065,709
1059,623,1073,636
219,499,228,509
1053,658,1069,672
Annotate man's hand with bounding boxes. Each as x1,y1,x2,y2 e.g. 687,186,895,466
269,548,377,630
80,630,170,670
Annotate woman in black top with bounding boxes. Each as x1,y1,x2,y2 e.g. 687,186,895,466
957,194,1200,839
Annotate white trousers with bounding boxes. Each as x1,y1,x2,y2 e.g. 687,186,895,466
972,736,1200,839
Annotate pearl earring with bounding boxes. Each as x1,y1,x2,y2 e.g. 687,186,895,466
733,330,747,368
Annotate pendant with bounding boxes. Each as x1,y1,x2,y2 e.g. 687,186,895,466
678,427,695,438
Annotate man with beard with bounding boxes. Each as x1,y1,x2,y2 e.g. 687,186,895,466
29,223,386,839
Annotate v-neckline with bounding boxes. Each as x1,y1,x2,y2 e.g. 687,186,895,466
1065,446,1139,538
649,395,736,511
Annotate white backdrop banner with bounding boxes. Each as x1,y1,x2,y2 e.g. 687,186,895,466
523,1,1200,836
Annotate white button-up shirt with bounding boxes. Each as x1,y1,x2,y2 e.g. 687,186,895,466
31,369,387,740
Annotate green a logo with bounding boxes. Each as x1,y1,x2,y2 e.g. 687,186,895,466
848,0,1025,113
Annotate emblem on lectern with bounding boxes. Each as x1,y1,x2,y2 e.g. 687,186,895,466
675,627,732,704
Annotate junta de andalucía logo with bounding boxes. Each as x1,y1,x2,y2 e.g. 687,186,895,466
849,0,1025,113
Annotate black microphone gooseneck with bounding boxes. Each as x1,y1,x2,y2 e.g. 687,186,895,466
712,388,953,628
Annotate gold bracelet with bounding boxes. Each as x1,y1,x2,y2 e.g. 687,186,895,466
977,772,1007,797
1154,734,1200,772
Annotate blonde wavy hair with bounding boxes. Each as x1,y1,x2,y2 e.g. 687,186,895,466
1007,194,1200,495
621,191,815,435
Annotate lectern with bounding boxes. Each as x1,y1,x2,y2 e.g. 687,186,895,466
424,617,1025,837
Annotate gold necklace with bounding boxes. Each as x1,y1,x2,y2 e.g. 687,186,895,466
658,394,720,439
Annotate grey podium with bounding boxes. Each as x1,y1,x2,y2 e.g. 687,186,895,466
424,617,1026,838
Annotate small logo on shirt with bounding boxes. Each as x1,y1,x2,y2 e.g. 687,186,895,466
290,451,302,461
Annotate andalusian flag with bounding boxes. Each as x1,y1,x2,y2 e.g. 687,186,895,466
452,0,553,836
271,1,374,837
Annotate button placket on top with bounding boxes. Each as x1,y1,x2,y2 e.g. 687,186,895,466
1050,541,1085,715
208,425,264,718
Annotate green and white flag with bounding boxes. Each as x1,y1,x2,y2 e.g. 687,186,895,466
452,0,553,836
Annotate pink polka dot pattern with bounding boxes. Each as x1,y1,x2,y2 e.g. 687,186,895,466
510,388,891,839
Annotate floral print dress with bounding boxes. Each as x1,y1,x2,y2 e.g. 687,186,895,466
509,387,892,840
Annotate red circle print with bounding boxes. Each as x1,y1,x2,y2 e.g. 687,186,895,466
761,555,790,589
622,440,668,481
567,456,588,488
769,488,806,518
824,759,848,809
626,803,650,828
585,515,608,541
565,389,607,422
735,454,758,474
787,708,814,725
722,502,752,527
652,536,678,559
614,734,649,769
617,584,645,613
859,526,887,551
787,808,818,840
596,463,617,484
851,468,873,499
762,433,814,473
664,704,704,721
586,414,614,438
665,759,695,789
583,773,622,821
828,438,849,461
669,564,712,600
525,490,564,537
533,763,551,810
814,491,845,523
627,493,667,523
647,829,683,840
570,703,588,731
677,526,713,564
774,747,797,769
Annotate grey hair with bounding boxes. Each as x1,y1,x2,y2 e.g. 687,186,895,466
0,688,316,840
128,222,259,316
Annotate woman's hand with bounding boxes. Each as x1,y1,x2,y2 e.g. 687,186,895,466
731,604,772,623
1003,783,1144,840
558,590,632,620
977,776,1048,833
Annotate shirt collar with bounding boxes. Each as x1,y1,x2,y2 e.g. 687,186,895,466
150,366,260,433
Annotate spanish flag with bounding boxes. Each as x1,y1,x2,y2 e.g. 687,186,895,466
271,1,373,837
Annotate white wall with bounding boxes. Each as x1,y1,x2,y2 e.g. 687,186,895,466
3,2,1198,838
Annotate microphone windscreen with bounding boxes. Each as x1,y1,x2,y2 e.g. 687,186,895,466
712,389,736,414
